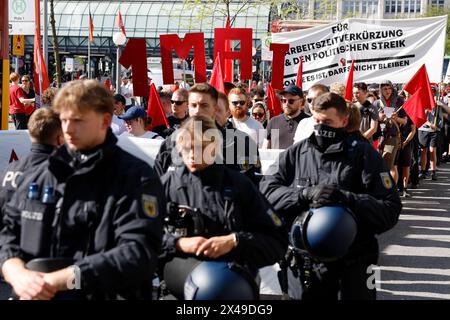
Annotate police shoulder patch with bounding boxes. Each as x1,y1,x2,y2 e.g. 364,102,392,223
380,172,393,189
142,194,158,218
268,209,283,227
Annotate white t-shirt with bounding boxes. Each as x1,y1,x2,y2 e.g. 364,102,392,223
120,131,163,140
230,116,266,148
293,117,315,144
111,115,127,136
120,83,134,106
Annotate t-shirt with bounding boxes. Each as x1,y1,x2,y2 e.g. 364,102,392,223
266,112,310,149
111,115,127,136
120,83,134,106
9,84,26,114
230,116,265,148
357,100,379,141
120,131,163,140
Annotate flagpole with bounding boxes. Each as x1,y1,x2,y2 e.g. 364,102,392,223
88,3,91,79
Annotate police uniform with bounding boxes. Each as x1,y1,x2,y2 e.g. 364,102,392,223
154,122,261,185
0,130,165,299
160,163,287,278
0,144,55,231
259,133,402,300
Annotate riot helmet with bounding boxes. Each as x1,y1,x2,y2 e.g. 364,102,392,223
290,205,357,262
184,261,259,300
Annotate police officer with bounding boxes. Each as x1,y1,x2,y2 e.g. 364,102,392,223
0,80,164,300
154,83,261,185
260,93,402,300
0,108,64,229
159,115,287,299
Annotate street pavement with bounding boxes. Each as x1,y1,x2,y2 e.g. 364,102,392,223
378,162,450,300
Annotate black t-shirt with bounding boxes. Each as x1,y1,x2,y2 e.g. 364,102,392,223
266,112,310,149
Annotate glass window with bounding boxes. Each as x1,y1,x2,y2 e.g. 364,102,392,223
103,15,115,28
127,3,142,15
94,3,109,15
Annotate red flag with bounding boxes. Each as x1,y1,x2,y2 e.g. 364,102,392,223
147,83,169,131
33,0,50,98
403,64,434,111
296,56,303,88
9,149,19,163
402,88,428,128
210,52,225,93
117,10,127,37
344,60,355,102
266,83,282,117
224,17,233,82
88,11,94,43
105,78,111,90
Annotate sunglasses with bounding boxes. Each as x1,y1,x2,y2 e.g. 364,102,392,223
280,98,300,104
252,112,265,118
231,100,246,106
21,80,29,82
171,100,186,106
253,98,264,102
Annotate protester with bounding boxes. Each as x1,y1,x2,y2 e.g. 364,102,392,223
9,73,35,129
120,106,163,140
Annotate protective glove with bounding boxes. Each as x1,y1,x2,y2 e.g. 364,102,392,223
300,184,352,208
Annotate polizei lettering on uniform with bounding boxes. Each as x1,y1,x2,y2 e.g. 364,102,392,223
21,210,43,221
176,305,210,318
314,129,336,138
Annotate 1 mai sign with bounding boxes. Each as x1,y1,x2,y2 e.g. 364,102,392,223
119,28,289,96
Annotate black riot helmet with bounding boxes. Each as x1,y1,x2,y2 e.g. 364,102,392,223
184,261,259,300
290,205,357,262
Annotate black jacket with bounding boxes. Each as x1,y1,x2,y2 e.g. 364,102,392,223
0,130,165,299
259,133,402,260
154,122,261,184
160,164,287,269
0,144,55,231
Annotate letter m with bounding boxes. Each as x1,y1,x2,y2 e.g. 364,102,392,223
159,33,206,84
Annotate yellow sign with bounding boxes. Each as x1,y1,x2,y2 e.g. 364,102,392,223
12,35,24,56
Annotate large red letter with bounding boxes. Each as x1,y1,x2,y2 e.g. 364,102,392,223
214,28,253,81
160,33,206,84
119,39,149,96
270,43,289,90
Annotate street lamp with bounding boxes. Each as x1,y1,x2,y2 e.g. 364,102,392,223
112,32,126,93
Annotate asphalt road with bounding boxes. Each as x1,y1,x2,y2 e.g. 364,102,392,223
377,162,450,300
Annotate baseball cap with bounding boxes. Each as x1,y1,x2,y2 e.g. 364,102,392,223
113,94,126,105
379,79,393,88
119,106,147,120
280,84,304,97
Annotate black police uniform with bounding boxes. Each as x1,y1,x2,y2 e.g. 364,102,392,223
0,130,165,299
0,144,55,230
159,164,287,288
154,121,261,184
260,133,402,300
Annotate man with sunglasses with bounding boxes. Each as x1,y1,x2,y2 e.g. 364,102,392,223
263,84,309,149
154,89,189,138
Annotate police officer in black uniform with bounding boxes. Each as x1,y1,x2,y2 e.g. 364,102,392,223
0,108,63,229
154,83,261,185
159,115,287,299
0,80,164,300
260,93,402,300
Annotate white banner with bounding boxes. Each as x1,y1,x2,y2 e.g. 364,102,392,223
9,0,35,35
0,131,284,176
272,16,447,90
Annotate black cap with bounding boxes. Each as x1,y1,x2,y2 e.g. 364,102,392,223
114,94,126,105
280,84,303,97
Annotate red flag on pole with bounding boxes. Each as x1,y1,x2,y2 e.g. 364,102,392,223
147,83,169,131
117,10,127,37
295,56,303,88
33,0,50,99
224,17,233,83
88,11,94,43
402,88,428,128
266,83,282,118
344,60,355,102
403,64,435,111
210,52,225,93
